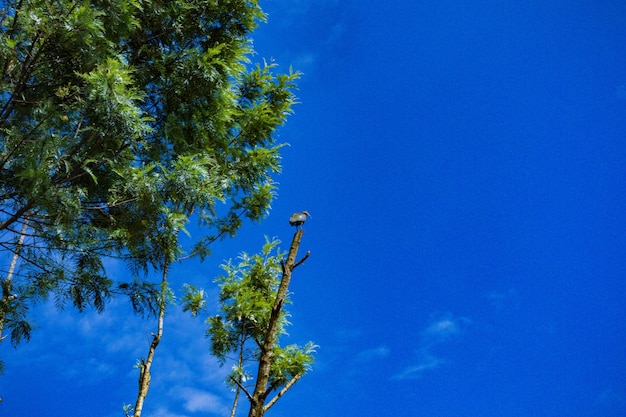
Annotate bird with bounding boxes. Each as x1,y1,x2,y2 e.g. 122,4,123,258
289,211,311,228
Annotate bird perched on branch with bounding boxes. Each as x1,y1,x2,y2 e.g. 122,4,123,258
289,211,311,228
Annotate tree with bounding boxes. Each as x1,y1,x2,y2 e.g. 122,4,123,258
0,0,299,376
0,0,153,345
184,231,316,417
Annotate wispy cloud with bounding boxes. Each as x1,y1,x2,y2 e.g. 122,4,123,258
423,317,462,339
354,345,391,363
392,351,443,381
172,386,230,415
6,297,237,416
393,313,470,380
146,407,190,417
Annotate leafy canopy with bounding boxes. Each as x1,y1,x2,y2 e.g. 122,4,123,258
0,0,299,347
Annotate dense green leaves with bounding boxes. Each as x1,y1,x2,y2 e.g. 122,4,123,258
0,0,299,347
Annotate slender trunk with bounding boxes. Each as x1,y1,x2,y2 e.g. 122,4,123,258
247,229,308,417
230,373,242,417
133,261,169,417
229,319,247,417
0,219,28,340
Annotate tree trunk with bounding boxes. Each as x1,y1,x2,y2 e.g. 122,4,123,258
133,261,169,417
229,319,248,417
0,219,28,341
247,229,308,417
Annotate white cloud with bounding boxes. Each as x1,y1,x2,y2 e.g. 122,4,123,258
174,387,229,415
147,407,190,417
392,351,443,380
422,313,471,342
9,276,256,412
394,313,470,380
424,318,460,338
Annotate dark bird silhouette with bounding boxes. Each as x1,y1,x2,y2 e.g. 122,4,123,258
289,211,311,228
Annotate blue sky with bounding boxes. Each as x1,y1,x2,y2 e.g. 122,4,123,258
2,1,626,416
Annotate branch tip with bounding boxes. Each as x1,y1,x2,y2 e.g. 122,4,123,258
293,250,310,269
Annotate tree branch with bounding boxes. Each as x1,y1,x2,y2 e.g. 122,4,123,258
229,376,253,402
263,373,303,413
253,336,263,349
293,250,310,269
0,201,34,232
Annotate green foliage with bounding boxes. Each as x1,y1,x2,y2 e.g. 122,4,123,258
181,284,206,317
184,236,316,404
116,279,160,318
0,0,300,346
269,342,318,388
0,292,32,347
208,236,285,362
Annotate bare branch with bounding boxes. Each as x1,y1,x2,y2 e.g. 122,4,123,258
229,376,253,401
293,250,310,269
263,373,302,413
